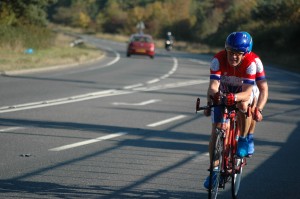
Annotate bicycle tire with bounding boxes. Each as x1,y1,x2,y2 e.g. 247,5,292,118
231,157,243,199
208,129,224,199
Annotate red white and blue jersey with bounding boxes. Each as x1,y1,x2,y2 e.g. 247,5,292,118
252,53,266,81
210,50,256,94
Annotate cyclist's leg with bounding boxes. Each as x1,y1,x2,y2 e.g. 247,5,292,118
209,123,217,163
204,106,228,189
236,100,252,157
247,86,260,155
237,101,252,137
210,106,229,164
248,94,257,137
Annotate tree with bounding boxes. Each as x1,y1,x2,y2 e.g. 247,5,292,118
0,0,57,26
100,0,128,33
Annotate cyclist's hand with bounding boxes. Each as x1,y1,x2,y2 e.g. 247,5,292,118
224,93,236,106
212,92,221,105
254,107,263,122
204,107,211,117
204,102,211,117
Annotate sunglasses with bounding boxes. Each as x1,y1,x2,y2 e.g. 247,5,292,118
226,49,244,56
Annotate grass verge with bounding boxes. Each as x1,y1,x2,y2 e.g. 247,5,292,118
0,32,103,73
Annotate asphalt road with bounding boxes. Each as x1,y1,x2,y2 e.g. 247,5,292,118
0,35,299,199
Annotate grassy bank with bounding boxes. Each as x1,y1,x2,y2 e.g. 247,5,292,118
0,27,103,73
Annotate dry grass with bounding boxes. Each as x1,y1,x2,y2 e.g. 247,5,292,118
0,32,103,72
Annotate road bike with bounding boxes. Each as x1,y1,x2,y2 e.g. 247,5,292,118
196,97,250,199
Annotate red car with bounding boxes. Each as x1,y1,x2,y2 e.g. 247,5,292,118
127,34,155,59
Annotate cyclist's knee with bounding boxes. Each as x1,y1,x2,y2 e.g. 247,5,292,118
237,101,249,113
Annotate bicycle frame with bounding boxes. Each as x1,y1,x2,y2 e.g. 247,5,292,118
219,106,239,185
196,98,247,199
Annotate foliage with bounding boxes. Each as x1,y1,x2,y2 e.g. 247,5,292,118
0,0,56,26
48,0,299,70
1,0,299,60
0,25,55,50
0,0,57,49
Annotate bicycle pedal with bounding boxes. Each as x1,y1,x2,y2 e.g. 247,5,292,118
218,182,225,189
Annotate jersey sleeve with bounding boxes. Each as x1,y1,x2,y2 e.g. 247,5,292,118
210,57,221,80
243,61,256,85
255,57,266,81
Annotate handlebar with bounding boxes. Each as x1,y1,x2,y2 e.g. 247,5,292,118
195,97,251,117
195,97,215,113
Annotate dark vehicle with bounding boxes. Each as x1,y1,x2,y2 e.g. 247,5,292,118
165,31,173,51
127,34,155,59
165,39,173,51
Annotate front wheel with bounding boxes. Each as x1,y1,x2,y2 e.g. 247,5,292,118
208,130,223,199
231,158,243,199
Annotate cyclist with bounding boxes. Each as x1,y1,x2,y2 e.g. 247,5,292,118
166,31,174,42
165,31,174,50
203,31,260,189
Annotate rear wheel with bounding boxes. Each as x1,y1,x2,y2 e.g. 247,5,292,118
231,158,243,199
208,130,224,199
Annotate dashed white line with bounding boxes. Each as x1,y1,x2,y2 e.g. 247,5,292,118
133,79,209,91
123,83,144,89
147,78,160,84
147,115,187,127
49,132,127,151
112,99,161,106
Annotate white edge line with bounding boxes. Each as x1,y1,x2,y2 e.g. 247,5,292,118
49,132,127,151
0,90,132,113
103,49,120,67
147,115,186,127
0,127,24,132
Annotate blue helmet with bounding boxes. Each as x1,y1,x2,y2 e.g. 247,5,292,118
225,31,253,54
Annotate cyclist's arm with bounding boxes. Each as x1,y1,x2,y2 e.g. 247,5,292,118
236,84,253,102
207,79,219,104
256,79,268,111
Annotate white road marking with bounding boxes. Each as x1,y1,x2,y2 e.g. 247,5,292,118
0,56,185,113
52,47,121,76
133,79,209,91
0,127,24,132
0,79,208,113
112,99,161,106
125,56,178,87
102,48,121,67
147,115,187,127
147,79,160,84
123,83,144,89
76,47,120,72
0,90,131,113
49,132,127,151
